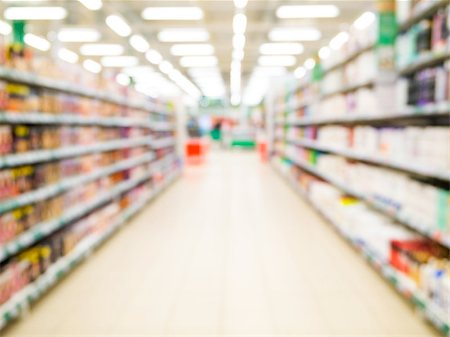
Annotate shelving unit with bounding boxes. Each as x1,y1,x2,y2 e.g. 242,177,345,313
268,3,450,335
0,61,180,329
272,163,450,336
0,166,180,329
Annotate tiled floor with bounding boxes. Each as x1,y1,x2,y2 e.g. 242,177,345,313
4,151,440,336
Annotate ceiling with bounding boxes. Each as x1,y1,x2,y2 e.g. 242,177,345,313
0,0,375,104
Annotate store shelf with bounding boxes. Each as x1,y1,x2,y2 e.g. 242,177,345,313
0,136,152,169
0,67,161,113
282,153,450,249
323,43,376,74
276,102,450,126
399,0,450,33
399,51,450,76
152,137,176,149
320,80,375,99
0,153,176,263
151,121,175,132
0,112,153,128
0,152,155,214
0,167,180,330
287,138,450,182
273,163,450,336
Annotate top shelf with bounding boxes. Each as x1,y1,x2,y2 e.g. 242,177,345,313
399,0,450,33
0,67,170,115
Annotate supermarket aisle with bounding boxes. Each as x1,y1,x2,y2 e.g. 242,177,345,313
5,151,439,337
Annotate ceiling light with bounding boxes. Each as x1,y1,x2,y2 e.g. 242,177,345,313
129,34,150,53
83,59,102,73
142,7,203,20
170,44,214,56
233,34,246,50
253,66,286,76
319,46,331,60
304,58,316,69
233,13,247,34
116,73,131,86
159,61,173,74
269,28,321,41
80,44,124,56
58,48,78,63
180,56,218,68
353,11,376,30
233,0,248,9
57,28,100,42
158,29,209,42
24,33,50,51
258,55,296,67
0,20,11,35
276,5,339,18
259,42,304,55
101,56,138,68
294,66,306,78
231,60,241,71
330,31,349,50
78,0,102,10
106,15,131,37
5,6,67,20
146,49,163,64
232,49,244,61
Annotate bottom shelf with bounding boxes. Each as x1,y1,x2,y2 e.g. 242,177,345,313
271,160,450,337
0,168,181,330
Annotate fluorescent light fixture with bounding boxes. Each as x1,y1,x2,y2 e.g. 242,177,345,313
145,49,163,64
158,29,209,42
24,33,50,51
276,5,339,18
106,15,131,37
180,56,218,67
231,60,241,71
58,48,79,63
354,11,376,30
101,56,138,68
83,59,102,73
142,7,203,20
258,55,296,67
80,44,124,56
78,0,102,10
57,28,100,42
319,46,331,60
233,0,248,9
129,34,150,53
233,13,247,34
294,66,306,78
0,20,11,35
116,73,131,86
170,44,214,56
269,27,321,41
259,42,304,55
304,58,316,69
252,66,286,77
233,34,246,50
159,61,173,74
232,49,244,61
330,31,349,50
5,6,67,20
